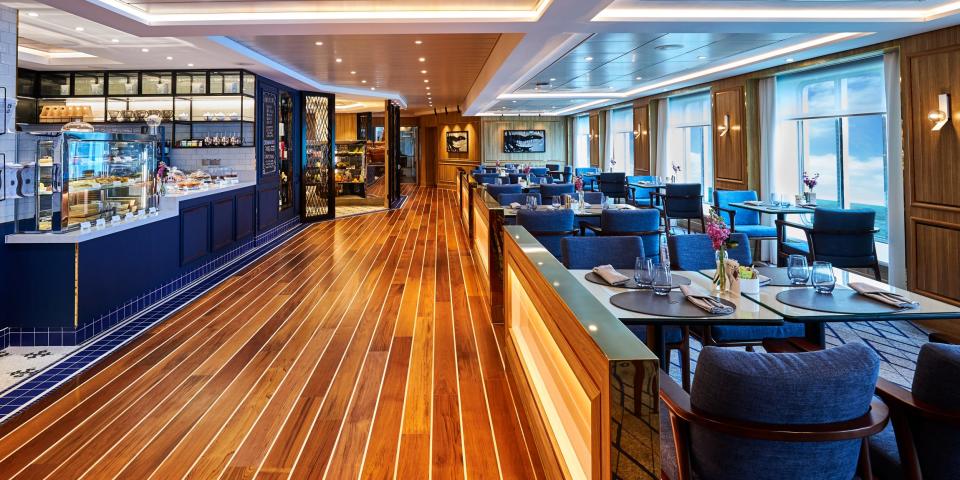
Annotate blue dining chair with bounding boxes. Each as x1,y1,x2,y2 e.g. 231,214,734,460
560,236,689,388
516,209,577,259
575,167,600,190
507,173,524,184
599,172,629,204
627,175,658,207
540,183,575,204
530,167,548,176
473,173,500,185
654,183,704,234
580,191,605,205
498,192,541,207
562,166,573,183
668,233,805,348
530,174,554,184
776,207,881,280
485,183,521,199
580,209,662,265
871,341,960,480
660,343,886,480
713,190,776,240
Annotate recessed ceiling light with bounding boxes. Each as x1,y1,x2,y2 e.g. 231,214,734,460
350,70,356,75
584,56,593,61
512,100,517,103
361,80,367,83
697,55,707,60
335,58,342,63
187,63,194,67
420,70,427,74
423,79,429,83
166,56,173,60
141,48,149,53
655,44,684,51
26,12,38,17
415,40,423,45
111,38,119,43
549,78,556,82
786,57,795,62
418,57,426,62
635,76,643,80
315,41,323,46
426,86,430,90
75,27,85,32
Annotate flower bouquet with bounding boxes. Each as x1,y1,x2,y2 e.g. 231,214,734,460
706,211,741,294
573,176,585,210
802,172,819,204
671,164,681,183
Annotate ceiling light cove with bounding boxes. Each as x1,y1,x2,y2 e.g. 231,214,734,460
592,3,960,22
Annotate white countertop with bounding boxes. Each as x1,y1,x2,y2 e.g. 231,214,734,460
5,181,257,244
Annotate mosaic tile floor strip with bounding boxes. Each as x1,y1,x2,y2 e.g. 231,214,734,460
0,220,306,423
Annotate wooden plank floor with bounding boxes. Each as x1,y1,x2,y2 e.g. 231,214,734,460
0,187,541,480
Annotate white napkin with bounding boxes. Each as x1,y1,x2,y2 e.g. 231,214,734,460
509,202,522,209
744,200,764,206
592,265,630,286
849,282,919,309
679,285,735,315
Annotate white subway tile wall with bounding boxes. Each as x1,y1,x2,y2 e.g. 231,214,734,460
0,6,18,224
169,147,257,182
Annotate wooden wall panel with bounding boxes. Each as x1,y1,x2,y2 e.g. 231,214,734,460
589,113,600,168
907,50,960,208
912,222,960,302
481,117,566,164
712,86,747,191
633,103,650,175
335,113,358,142
419,112,481,189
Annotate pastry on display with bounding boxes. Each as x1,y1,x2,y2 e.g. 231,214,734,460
38,156,54,166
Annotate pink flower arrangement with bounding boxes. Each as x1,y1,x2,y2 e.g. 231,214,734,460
803,172,820,191
495,160,501,167
573,176,584,192
706,212,731,250
672,164,682,174
523,165,532,175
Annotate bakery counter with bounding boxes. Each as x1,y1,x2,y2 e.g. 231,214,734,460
4,181,256,244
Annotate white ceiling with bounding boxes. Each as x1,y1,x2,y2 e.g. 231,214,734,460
19,0,960,115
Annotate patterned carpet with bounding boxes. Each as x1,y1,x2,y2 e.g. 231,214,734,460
668,320,930,389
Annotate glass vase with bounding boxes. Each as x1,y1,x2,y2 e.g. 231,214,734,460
577,191,585,211
713,248,729,294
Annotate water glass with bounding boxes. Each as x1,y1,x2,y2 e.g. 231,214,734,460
525,195,538,210
812,261,836,294
787,254,810,285
652,264,672,296
538,177,547,185
768,192,780,207
551,195,560,209
635,257,654,288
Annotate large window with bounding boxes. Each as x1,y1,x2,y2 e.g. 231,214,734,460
573,114,591,168
606,107,634,173
667,92,713,196
775,57,888,243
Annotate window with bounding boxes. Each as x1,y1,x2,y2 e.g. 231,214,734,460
573,114,591,168
667,92,713,197
606,107,634,173
775,57,889,244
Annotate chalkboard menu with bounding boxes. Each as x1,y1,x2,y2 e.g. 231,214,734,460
261,89,278,175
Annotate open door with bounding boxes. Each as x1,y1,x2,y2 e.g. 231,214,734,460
301,92,336,221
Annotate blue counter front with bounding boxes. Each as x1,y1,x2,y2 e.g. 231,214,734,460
2,182,260,345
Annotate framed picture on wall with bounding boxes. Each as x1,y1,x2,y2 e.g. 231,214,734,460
446,131,469,153
503,129,546,153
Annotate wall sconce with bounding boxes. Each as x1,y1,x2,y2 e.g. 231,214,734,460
717,114,730,137
930,93,950,131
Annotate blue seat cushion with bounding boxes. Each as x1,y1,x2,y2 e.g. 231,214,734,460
734,224,777,239
688,343,879,480
708,322,805,343
869,423,903,480
781,240,809,254
561,236,645,270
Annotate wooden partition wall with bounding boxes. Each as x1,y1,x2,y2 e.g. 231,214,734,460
469,181,506,323
633,102,651,176
502,226,661,480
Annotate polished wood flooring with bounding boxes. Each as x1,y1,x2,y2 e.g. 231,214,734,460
0,187,541,479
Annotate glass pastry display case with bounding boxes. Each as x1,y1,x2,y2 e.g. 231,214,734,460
13,131,158,233
335,141,367,197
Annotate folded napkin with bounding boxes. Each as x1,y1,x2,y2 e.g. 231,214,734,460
744,200,764,206
592,265,630,287
679,285,735,315
509,202,522,209
581,202,591,208
849,282,919,309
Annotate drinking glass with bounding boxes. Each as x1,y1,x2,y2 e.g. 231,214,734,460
551,195,560,209
635,257,654,289
811,261,836,294
526,195,538,210
652,264,672,296
787,255,810,285
538,177,547,185
768,192,780,207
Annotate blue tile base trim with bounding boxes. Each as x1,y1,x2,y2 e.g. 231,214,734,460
5,217,303,348
0,217,306,423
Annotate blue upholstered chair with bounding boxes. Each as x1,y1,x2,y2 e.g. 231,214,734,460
482,166,498,173
562,166,573,183
530,174,554,184
580,191,604,205
580,209,662,265
530,167,548,177
516,209,577,259
473,173,500,185
540,183,575,204
660,343,887,480
598,172,629,204
575,167,600,190
498,192,541,207
870,342,960,480
777,207,881,280
669,233,805,348
654,183,704,234
627,175,658,207
485,183,521,199
507,173,523,184
561,236,688,385
713,190,776,240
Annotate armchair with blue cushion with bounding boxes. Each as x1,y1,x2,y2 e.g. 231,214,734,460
560,236,689,388
627,175,658,207
562,165,572,183
713,190,777,240
539,183,575,204
869,341,960,480
598,172,629,204
483,166,498,173
660,343,888,480
485,183,521,199
473,173,500,185
653,183,704,235
776,207,881,280
579,209,662,265
516,209,577,259
530,167,548,176
574,167,600,190
668,233,805,349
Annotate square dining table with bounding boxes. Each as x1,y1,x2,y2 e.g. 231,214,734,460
502,203,637,219
570,269,783,370
728,201,815,266
698,267,960,348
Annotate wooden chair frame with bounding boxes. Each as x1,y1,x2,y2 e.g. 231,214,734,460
660,376,890,480
775,219,882,281
651,191,704,235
